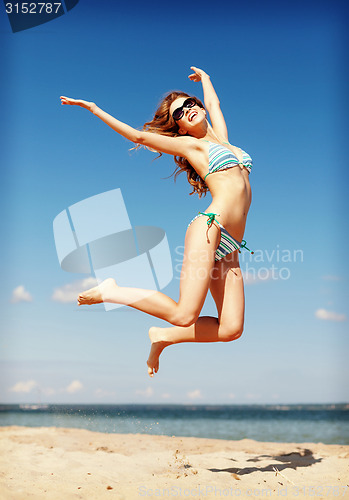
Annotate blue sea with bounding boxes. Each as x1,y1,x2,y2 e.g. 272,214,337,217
0,404,348,445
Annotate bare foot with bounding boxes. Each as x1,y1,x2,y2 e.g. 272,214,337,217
77,278,118,305
147,327,172,377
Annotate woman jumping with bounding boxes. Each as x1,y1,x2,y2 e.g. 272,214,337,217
60,66,253,377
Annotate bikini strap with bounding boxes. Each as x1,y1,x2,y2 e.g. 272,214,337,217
239,239,254,255
198,213,254,255
198,212,220,227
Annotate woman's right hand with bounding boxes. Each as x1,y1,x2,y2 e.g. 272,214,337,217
60,96,96,112
188,67,210,82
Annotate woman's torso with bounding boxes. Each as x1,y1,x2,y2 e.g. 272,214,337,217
189,140,252,241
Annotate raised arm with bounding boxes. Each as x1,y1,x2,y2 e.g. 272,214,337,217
60,96,195,157
188,67,228,141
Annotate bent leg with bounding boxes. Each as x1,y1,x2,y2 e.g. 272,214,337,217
147,251,245,376
147,316,219,376
78,216,220,326
210,250,245,341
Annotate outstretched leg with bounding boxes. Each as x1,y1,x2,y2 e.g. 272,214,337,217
78,216,221,327
146,252,245,376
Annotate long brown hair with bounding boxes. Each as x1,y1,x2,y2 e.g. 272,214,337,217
139,91,208,197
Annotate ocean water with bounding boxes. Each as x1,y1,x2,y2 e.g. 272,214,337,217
0,404,348,445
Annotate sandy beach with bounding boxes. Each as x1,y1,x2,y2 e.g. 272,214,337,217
0,426,348,499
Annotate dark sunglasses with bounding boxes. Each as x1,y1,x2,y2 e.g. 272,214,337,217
172,97,198,121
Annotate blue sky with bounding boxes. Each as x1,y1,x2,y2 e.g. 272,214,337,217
1,0,348,405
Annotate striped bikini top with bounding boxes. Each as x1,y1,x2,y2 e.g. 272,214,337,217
204,141,253,181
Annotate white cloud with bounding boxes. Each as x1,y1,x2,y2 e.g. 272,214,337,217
11,285,33,303
322,275,341,281
135,386,154,398
161,393,171,399
187,389,202,400
51,277,98,303
228,393,236,400
315,309,347,322
9,380,37,393
65,380,83,394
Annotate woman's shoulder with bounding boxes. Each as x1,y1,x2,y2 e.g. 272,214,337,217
175,135,207,154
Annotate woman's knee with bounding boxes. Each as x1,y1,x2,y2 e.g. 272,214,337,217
219,322,244,342
171,307,199,327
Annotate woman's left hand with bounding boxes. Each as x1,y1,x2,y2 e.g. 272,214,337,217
188,66,209,82
60,96,96,112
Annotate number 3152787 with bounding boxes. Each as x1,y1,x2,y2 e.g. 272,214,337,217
5,3,63,14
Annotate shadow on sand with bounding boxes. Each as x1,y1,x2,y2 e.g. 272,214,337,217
208,448,322,476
